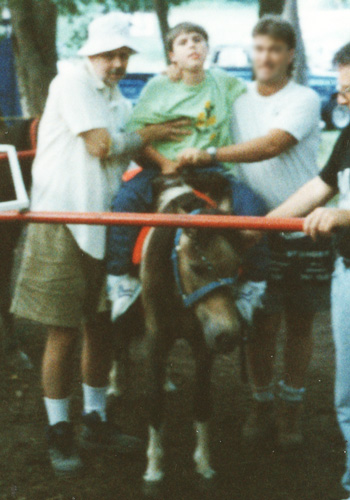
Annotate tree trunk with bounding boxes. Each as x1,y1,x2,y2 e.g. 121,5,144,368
282,0,308,85
8,0,58,116
259,0,285,17
153,0,170,63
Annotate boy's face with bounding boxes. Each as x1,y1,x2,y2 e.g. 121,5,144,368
253,35,294,84
169,31,208,72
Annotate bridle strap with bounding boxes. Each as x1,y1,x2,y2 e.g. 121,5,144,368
171,225,238,309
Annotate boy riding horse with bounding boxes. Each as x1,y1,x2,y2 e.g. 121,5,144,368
106,22,269,323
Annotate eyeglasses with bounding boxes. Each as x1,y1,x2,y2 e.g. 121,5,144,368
337,84,350,97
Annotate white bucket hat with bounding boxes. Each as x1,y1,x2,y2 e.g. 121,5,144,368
78,12,138,57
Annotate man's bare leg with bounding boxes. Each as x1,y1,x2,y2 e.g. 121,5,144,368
242,312,282,441
276,307,314,447
247,312,282,389
283,308,314,389
42,327,78,400
81,313,113,388
42,326,83,474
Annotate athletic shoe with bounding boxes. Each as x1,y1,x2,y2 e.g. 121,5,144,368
235,280,266,326
107,274,141,321
80,411,144,454
46,422,83,477
276,400,303,448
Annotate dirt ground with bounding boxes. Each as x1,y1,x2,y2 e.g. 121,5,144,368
0,303,347,500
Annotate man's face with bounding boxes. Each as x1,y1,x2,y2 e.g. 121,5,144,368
89,47,132,86
252,35,294,84
337,65,350,109
169,31,208,72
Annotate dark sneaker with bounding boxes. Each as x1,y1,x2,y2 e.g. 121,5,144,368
46,422,83,477
80,411,144,454
242,400,276,443
276,400,304,449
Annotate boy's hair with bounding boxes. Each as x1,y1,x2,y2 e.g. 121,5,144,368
333,42,350,67
166,22,209,53
252,15,296,50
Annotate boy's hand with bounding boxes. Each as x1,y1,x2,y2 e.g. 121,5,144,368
178,147,211,167
304,208,350,240
163,63,182,82
138,119,192,144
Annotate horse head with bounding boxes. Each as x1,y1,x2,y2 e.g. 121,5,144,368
172,212,244,354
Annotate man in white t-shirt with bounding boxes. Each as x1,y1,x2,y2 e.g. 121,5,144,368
178,16,326,448
11,12,188,476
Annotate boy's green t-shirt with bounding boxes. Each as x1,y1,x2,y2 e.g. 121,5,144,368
127,69,246,162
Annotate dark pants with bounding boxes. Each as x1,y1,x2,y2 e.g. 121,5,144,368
106,166,269,280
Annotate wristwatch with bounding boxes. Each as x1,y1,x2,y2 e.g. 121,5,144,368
206,146,217,163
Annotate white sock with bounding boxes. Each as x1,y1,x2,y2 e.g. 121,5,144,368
44,397,70,426
82,383,107,422
252,383,275,403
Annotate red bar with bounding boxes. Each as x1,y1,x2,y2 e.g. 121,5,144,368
0,210,305,232
0,149,36,162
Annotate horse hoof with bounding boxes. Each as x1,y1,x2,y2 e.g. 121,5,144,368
106,386,123,398
142,478,164,499
163,379,177,392
195,470,218,492
6,350,33,371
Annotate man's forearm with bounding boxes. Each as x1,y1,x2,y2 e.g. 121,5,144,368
267,177,335,219
216,129,297,163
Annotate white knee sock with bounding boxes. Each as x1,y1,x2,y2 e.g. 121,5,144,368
277,380,305,403
252,383,275,403
44,397,70,426
82,384,107,421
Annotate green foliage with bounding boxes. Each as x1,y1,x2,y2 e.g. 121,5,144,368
53,0,189,15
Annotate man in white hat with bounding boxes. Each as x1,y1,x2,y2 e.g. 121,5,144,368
11,12,188,476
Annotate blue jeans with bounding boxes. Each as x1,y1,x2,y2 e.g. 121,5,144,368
332,257,350,493
106,166,269,280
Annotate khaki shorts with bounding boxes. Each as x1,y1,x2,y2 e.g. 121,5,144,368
11,224,108,328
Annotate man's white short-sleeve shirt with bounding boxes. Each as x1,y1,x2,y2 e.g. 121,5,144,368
31,60,132,260
231,80,321,210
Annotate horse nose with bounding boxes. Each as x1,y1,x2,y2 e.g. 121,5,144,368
214,332,238,354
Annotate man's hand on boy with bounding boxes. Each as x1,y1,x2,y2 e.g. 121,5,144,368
178,147,211,167
304,207,350,240
160,158,182,175
138,119,192,144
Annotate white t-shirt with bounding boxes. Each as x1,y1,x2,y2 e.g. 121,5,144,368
231,80,321,211
31,60,133,260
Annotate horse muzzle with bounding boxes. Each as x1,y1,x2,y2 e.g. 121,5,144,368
203,324,241,354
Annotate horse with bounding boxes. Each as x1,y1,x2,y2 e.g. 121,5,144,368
109,171,246,485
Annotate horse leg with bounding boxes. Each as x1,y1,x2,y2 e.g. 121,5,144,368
107,336,131,398
144,340,168,483
193,352,215,480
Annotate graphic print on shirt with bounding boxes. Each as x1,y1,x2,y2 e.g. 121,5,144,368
338,168,350,210
195,101,217,141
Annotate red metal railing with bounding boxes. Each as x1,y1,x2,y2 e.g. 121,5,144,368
0,147,305,231
0,210,305,232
